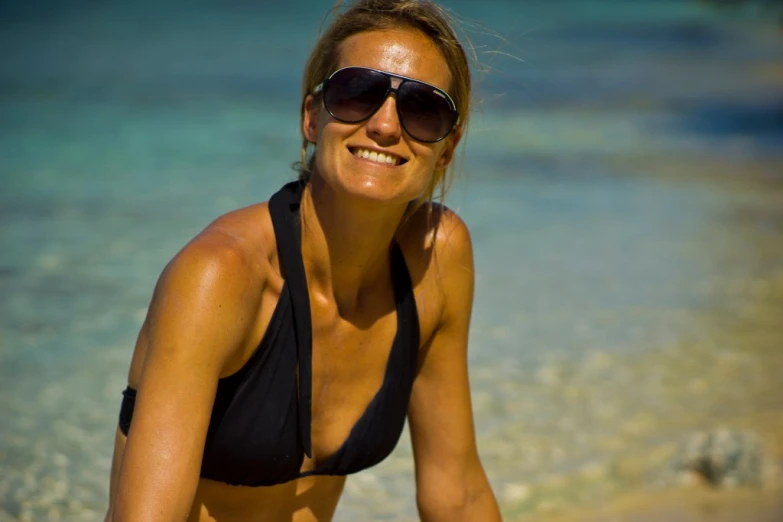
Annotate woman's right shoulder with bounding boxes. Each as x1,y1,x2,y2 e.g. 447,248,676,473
164,202,275,290
126,202,277,388
128,203,276,379
145,201,278,335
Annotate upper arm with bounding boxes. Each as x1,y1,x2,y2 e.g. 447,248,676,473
111,232,264,521
407,210,486,504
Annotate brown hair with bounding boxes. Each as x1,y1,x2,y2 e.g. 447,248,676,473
295,0,472,207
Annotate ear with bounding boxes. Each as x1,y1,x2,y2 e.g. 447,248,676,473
435,127,463,170
302,95,320,143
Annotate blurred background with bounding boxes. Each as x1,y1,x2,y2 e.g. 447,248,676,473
1,0,782,521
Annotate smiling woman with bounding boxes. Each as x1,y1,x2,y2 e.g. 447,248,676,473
105,1,501,521
296,0,473,206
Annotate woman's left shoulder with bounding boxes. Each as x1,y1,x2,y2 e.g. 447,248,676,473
401,203,472,263
397,203,474,285
397,203,475,343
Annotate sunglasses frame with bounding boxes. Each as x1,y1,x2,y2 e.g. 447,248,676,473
313,66,460,143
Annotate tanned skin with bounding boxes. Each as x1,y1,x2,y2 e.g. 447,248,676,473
106,28,501,522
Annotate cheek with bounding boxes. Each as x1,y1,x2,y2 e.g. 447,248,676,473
414,144,445,170
313,126,347,174
313,143,332,174
312,122,336,162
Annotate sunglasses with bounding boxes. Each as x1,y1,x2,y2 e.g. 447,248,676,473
313,66,460,143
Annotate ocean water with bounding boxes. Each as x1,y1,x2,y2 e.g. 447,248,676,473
1,1,783,521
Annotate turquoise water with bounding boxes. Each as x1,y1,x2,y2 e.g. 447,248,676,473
2,1,783,520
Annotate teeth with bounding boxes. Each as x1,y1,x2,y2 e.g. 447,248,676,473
352,147,400,166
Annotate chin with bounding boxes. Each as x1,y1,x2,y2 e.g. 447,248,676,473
320,168,421,207
340,177,410,204
313,150,431,205
346,169,432,205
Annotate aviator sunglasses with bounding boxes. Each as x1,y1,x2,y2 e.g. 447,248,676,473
313,66,460,143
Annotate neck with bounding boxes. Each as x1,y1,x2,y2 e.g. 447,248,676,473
299,176,408,315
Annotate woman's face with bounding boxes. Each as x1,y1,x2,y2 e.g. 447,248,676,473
303,28,461,205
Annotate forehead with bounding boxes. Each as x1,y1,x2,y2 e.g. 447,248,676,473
337,29,452,92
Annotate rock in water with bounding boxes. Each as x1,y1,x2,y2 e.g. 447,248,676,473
671,429,764,488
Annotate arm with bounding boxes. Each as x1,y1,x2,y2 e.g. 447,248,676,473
408,212,502,522
109,231,264,521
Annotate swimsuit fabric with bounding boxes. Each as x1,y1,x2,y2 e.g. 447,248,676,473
118,181,420,486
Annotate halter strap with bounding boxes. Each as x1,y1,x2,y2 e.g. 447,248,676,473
268,181,313,458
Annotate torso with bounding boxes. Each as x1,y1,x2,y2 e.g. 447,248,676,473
187,474,346,522
120,191,446,521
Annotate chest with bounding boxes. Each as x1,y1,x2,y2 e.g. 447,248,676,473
306,292,400,460
305,280,437,463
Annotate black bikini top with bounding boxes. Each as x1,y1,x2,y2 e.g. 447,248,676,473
119,181,421,486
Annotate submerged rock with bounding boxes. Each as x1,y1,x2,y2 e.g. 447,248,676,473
670,429,765,488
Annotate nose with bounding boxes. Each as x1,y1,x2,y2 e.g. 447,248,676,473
364,95,402,144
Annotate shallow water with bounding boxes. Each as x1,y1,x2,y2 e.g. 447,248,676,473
2,1,783,521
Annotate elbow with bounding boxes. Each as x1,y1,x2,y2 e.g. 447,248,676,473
416,486,470,519
417,482,501,522
417,496,467,521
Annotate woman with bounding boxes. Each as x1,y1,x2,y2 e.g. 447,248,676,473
106,0,501,520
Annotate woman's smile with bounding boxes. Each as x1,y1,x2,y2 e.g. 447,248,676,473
348,146,407,167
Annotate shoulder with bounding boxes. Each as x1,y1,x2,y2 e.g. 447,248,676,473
397,203,475,336
127,202,277,386
398,202,474,282
153,202,275,316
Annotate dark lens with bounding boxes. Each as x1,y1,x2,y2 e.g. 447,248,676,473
324,68,389,123
397,82,457,142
